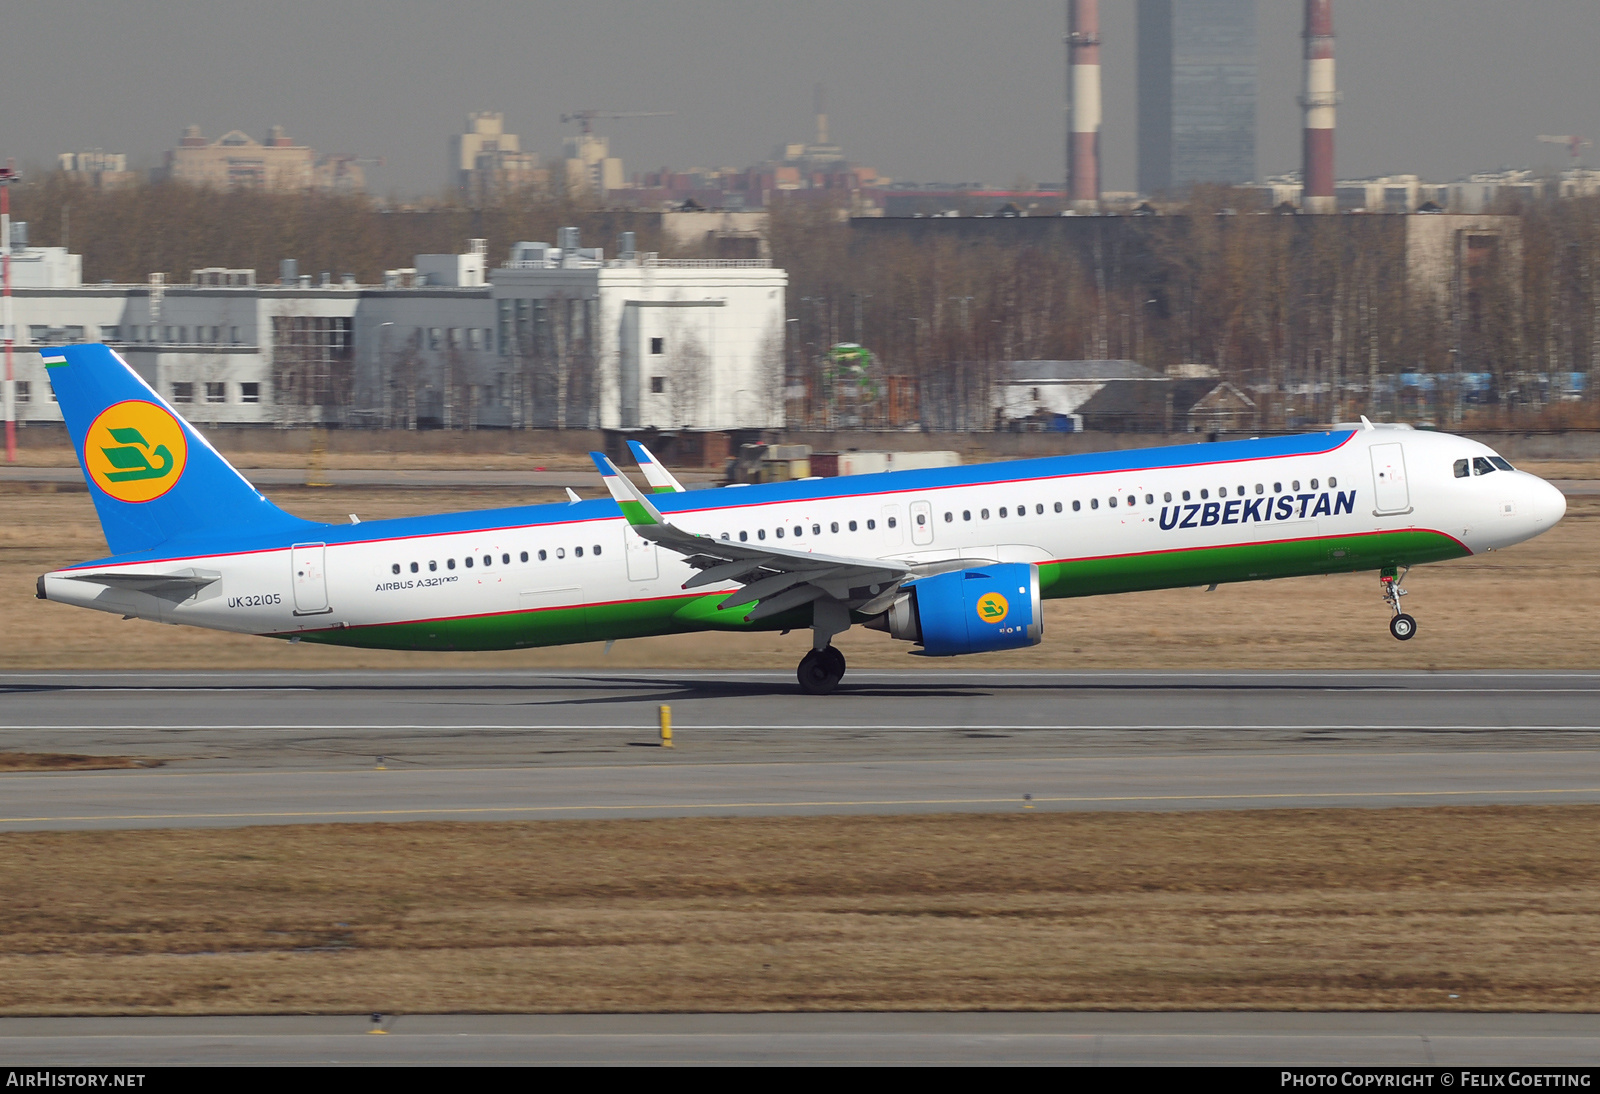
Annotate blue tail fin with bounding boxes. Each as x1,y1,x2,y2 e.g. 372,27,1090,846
42,344,317,555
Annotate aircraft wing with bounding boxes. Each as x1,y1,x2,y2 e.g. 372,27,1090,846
591,453,911,621
626,440,687,493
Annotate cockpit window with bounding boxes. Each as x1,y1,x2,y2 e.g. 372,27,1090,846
1454,459,1470,479
1473,457,1496,476
1489,456,1514,471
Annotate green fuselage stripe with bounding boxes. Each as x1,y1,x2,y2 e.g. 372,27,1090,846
295,529,1467,652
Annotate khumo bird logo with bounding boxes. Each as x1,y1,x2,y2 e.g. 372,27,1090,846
975,592,1009,625
84,401,189,503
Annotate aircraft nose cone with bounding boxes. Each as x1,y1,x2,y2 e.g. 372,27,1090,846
1533,477,1567,526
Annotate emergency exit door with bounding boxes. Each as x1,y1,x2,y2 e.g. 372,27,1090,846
291,542,331,615
910,500,934,546
1370,443,1411,514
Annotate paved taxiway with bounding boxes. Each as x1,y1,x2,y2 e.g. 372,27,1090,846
4,671,1600,831
4,1013,1600,1065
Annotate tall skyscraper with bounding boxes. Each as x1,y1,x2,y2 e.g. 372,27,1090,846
1137,0,1258,196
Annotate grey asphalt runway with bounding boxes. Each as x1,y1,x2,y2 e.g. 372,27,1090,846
4,671,1600,831
3,1013,1600,1065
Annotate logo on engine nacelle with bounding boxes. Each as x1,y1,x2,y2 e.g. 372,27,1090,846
975,592,1009,625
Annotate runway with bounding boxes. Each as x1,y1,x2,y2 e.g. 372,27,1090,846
5,671,1600,831
4,1013,1600,1066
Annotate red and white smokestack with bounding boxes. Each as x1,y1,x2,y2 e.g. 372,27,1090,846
1066,0,1101,212
1300,0,1338,214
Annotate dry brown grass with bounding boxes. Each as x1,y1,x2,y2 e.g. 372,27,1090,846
2,808,1598,1014
4,484,1598,672
0,753,152,771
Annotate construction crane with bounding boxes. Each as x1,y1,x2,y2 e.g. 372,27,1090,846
1537,135,1594,166
560,110,675,135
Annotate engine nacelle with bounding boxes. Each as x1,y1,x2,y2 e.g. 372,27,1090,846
870,563,1043,657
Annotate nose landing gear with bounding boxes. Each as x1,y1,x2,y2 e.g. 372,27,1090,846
1381,565,1417,641
797,646,847,695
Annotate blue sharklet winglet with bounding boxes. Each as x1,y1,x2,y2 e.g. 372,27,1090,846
626,440,687,493
590,452,668,527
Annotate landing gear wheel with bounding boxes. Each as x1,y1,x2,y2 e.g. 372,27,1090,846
1389,613,1417,641
798,647,846,695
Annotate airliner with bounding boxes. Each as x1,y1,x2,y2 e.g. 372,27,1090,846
36,344,1567,693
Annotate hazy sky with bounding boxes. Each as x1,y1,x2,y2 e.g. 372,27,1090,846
2,1,1597,197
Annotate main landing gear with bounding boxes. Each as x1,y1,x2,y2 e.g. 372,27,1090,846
797,646,847,695
1381,565,1417,641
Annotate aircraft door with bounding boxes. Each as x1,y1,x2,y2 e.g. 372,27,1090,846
291,542,331,615
1370,443,1411,513
624,525,659,582
910,500,934,546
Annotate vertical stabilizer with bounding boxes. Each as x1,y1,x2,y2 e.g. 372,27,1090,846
41,344,317,555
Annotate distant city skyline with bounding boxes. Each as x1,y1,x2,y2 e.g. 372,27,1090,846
2,1,1597,197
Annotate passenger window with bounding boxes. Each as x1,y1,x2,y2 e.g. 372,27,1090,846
1329,476,1338,487
410,562,419,573
849,521,858,531
1145,494,1154,505
538,550,547,561
793,525,803,538
1108,496,1117,508
1054,502,1063,513
758,529,766,540
1090,498,1099,510
1200,489,1209,500
448,559,456,570
980,510,989,520
739,531,748,542
1273,482,1282,493
813,524,821,535
1292,481,1301,491
1072,500,1081,511
484,555,492,567
429,561,437,571
464,557,473,568
1237,486,1245,496
775,527,784,538
1474,457,1496,476
867,519,876,530
556,548,565,559
575,546,584,557
962,511,971,521
1490,457,1513,471
593,545,602,556
887,517,897,528
503,553,510,565
831,522,840,532
1127,495,1137,507
1310,479,1319,490
1218,487,1227,497
998,507,1007,518
1182,491,1191,501
520,552,528,563
917,513,927,526
391,564,400,575
1255,484,1264,495
1163,492,1172,503
943,512,953,523
1036,504,1044,515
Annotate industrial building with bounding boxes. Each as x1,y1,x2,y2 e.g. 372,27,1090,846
2,232,786,434
1137,0,1259,195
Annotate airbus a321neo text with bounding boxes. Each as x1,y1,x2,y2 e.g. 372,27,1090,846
36,344,1567,693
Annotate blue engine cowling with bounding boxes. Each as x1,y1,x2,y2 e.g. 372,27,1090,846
874,563,1043,657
